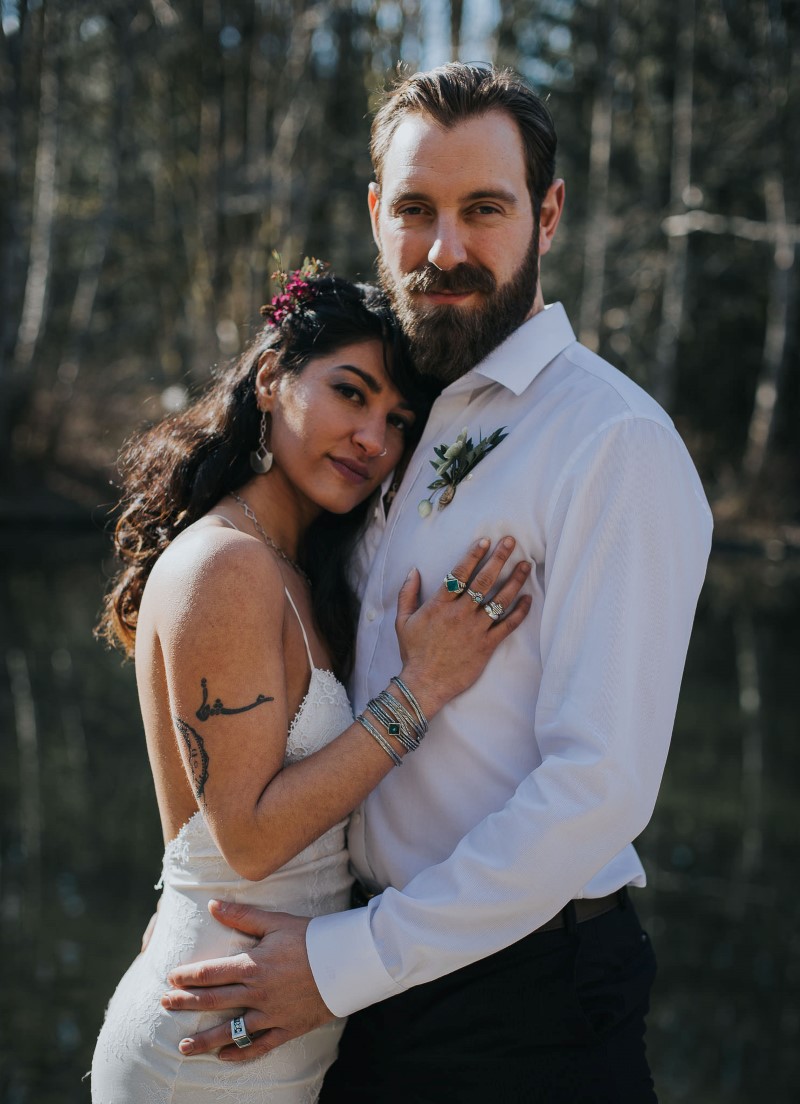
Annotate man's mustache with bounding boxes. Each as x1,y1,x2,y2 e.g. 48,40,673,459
402,263,496,297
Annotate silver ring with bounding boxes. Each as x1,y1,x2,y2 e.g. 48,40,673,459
467,588,484,605
443,572,466,595
231,1016,253,1048
483,600,505,621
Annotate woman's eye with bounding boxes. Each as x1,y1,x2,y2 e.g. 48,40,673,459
335,383,363,403
388,414,411,433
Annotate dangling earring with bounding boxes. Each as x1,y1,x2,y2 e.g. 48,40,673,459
250,411,273,474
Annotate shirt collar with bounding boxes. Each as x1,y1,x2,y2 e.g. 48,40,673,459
441,302,577,399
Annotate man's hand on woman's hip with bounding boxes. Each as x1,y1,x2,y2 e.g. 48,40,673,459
161,902,333,1062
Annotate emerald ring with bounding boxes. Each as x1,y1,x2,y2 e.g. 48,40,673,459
443,573,467,595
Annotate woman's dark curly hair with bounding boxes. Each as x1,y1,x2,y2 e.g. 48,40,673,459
97,276,436,680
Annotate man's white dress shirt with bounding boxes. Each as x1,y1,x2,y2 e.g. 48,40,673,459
306,303,713,1018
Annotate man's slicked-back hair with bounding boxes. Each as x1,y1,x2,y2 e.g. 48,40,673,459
370,62,557,215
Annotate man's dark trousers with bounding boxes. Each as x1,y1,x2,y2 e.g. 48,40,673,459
319,893,658,1103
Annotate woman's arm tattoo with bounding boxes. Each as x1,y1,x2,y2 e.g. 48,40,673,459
174,717,210,801
195,677,273,722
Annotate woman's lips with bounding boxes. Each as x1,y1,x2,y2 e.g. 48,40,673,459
329,456,369,484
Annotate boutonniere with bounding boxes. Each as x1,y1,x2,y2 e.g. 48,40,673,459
418,426,508,516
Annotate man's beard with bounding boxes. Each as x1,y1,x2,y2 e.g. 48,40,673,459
378,231,540,385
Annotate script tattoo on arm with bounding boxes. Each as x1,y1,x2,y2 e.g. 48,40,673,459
174,718,210,802
195,677,273,722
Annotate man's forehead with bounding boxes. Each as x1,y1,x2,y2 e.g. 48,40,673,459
379,109,528,198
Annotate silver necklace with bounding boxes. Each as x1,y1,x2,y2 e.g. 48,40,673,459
230,492,311,587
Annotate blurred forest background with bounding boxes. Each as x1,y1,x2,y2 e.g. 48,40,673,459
1,0,798,527
1,1,799,1102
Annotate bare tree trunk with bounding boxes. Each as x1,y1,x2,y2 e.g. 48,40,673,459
263,4,317,264
7,648,42,916
9,3,59,411
733,612,764,888
185,0,224,380
45,16,130,459
243,0,270,312
578,0,617,352
651,0,695,410
449,0,464,59
494,0,520,67
740,4,795,502
741,173,794,497
0,3,28,376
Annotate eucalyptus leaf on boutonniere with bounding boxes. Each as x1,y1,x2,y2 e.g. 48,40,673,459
418,425,508,516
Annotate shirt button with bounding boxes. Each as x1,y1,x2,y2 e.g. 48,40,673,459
365,608,377,622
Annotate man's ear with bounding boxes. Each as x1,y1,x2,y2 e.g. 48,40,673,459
538,179,565,257
368,182,381,249
254,350,280,411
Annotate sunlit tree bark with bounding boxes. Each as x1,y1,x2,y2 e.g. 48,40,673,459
577,0,617,352
651,0,694,411
9,4,59,423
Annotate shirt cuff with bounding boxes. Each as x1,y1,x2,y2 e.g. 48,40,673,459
306,904,406,1017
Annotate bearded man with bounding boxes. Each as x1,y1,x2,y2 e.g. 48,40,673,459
162,63,712,1101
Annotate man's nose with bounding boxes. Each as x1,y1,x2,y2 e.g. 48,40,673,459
427,219,468,270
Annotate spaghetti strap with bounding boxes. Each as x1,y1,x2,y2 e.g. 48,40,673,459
283,587,315,672
205,513,243,531
209,515,314,671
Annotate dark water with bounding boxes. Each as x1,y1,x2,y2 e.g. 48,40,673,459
1,533,799,1102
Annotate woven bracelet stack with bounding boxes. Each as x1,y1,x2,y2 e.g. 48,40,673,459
356,676,429,766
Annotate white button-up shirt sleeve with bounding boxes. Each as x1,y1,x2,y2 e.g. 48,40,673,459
307,310,712,1018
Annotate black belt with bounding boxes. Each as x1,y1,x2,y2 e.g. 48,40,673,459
351,882,628,931
534,887,628,933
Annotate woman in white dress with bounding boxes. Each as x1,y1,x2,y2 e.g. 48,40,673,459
90,270,531,1102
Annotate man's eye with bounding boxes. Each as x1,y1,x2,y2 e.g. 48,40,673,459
397,205,426,217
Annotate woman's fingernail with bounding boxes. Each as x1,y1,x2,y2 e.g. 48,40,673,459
503,536,515,549
520,562,531,574
179,1039,194,1055
477,538,490,549
406,566,416,580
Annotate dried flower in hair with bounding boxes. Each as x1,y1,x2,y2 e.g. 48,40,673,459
260,254,328,326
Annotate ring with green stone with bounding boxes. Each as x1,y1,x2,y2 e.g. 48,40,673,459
443,572,467,595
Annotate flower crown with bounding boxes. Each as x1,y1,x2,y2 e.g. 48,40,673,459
259,254,328,326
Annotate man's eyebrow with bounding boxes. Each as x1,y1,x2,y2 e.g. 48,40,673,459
389,188,520,207
335,365,415,411
462,189,519,206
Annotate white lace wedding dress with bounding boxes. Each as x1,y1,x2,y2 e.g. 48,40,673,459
91,591,354,1103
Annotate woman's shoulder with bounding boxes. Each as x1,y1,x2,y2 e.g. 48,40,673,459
143,517,286,633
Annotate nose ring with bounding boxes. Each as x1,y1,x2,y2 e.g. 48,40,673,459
379,448,387,457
